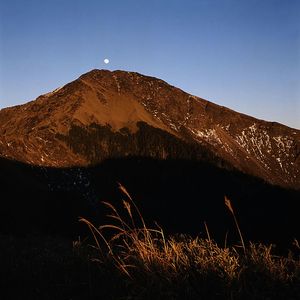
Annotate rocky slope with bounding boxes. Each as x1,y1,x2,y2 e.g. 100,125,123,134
0,69,299,189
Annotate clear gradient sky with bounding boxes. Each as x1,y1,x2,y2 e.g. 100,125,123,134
0,0,299,129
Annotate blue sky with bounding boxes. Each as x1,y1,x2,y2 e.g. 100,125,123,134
0,0,299,128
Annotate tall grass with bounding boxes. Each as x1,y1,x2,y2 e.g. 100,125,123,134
225,196,246,255
80,184,300,299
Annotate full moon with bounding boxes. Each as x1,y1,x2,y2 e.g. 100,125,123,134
104,58,110,64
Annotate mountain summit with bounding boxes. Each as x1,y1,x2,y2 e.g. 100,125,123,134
0,69,299,189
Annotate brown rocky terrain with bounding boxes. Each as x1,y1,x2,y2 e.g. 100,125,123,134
0,69,299,189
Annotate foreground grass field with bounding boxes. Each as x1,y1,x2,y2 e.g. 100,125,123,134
2,233,299,300
1,186,300,299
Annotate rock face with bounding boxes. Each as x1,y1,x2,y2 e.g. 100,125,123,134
0,69,299,189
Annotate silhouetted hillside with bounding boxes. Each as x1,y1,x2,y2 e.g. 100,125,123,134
1,155,299,249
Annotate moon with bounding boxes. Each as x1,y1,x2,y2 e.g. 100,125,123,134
104,58,110,64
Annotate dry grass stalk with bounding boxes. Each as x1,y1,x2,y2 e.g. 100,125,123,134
225,196,246,255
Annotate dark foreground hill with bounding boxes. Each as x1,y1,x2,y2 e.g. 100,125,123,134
1,154,299,249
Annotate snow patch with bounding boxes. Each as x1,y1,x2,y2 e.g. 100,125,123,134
112,74,121,94
190,128,222,145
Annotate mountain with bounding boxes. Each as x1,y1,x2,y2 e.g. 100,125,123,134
0,70,299,247
0,69,299,189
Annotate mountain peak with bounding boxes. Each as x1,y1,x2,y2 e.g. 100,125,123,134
80,68,163,80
